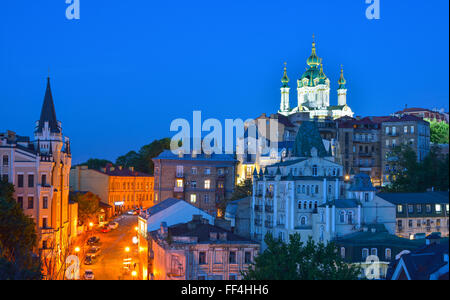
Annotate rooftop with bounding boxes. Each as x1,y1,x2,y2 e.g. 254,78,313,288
377,191,449,205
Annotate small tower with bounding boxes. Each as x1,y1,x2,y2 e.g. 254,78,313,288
34,77,63,155
279,63,291,115
337,65,347,106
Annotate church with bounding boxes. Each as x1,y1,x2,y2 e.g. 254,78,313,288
278,38,354,119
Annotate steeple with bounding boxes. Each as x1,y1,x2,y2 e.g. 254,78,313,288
279,62,291,114
292,121,328,158
337,65,347,106
36,77,60,134
338,65,346,89
281,62,289,88
307,34,320,68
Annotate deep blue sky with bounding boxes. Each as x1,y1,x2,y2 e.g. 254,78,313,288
1,0,448,164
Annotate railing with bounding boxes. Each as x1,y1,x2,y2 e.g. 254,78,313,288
264,221,273,228
174,186,184,193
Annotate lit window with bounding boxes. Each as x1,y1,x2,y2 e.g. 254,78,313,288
385,248,392,260
371,248,377,257
362,248,369,260
397,205,403,213
176,179,183,188
204,180,211,189
435,204,442,213
340,247,346,259
190,194,197,203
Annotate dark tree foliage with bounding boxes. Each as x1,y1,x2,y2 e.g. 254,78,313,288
75,158,113,170
0,181,41,280
115,138,171,175
70,192,101,225
383,145,449,192
243,233,360,280
429,120,449,144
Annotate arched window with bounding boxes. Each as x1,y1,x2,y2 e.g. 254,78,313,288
385,248,392,261
298,201,302,210
339,211,345,223
340,247,346,259
347,211,354,225
300,216,307,226
314,201,318,209
309,202,312,209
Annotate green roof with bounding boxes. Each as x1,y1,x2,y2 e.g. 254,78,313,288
292,121,328,157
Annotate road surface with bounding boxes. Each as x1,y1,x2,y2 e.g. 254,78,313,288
78,215,140,280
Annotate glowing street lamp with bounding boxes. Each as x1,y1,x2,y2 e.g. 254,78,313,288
134,226,138,231
125,246,130,253
132,236,138,245
131,270,137,279
74,246,80,253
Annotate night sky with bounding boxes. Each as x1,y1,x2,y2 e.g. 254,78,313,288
1,0,448,164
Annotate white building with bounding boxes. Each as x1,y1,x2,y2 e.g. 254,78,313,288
250,121,396,250
278,38,354,119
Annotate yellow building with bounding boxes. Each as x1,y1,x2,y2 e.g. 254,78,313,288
70,165,154,216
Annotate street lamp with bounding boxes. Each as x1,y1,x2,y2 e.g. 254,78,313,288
74,246,80,253
125,246,130,253
134,226,138,231
132,236,138,245
131,270,137,279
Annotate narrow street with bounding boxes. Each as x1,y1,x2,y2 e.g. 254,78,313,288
77,215,140,280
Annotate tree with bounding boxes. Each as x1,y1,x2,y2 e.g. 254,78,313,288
383,145,449,192
70,192,101,226
429,120,449,144
115,138,171,175
243,233,360,280
0,181,41,280
75,158,113,170
216,179,253,216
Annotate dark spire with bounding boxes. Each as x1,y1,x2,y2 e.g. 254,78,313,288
37,77,60,133
292,121,328,158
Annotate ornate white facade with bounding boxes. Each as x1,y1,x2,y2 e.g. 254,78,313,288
279,38,354,119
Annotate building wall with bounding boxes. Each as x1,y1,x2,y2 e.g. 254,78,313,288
153,158,236,216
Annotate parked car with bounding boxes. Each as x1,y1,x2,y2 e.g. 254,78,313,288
126,210,134,215
84,270,94,280
101,226,111,233
87,246,101,258
87,236,100,245
84,255,97,265
108,222,119,230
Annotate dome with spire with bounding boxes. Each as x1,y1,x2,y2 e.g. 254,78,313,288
306,40,321,67
338,65,346,89
281,63,289,87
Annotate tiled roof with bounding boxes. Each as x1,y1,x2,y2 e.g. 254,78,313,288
377,192,449,205
348,173,377,192
96,168,153,177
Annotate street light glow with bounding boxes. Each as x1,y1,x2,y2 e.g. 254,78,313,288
74,247,80,253
125,246,130,253
131,270,137,277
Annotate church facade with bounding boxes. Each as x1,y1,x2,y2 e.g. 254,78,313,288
279,39,354,119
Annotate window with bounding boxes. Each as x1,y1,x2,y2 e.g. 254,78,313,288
404,126,408,134
315,185,319,194
191,167,198,175
27,197,34,209
218,168,224,175
417,220,421,227
397,220,403,228
2,155,8,166
43,197,48,209
364,193,369,202
176,179,183,188
191,181,197,188
198,252,207,265
312,165,318,176
176,165,183,176
435,204,442,213
371,248,378,257
411,126,414,134
362,248,369,260
18,175,24,188
300,216,307,226
385,127,389,134
204,168,211,175
348,211,354,225
340,247,346,259
229,251,237,264
397,205,403,213
190,194,197,203
28,174,34,188
17,197,23,208
339,211,345,223
436,219,441,227
426,205,431,213
385,248,392,260
244,251,252,264
204,180,211,189
446,204,449,213
408,205,414,213
408,220,413,228
42,217,48,228
417,205,422,213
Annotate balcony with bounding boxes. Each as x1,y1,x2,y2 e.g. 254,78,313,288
264,221,273,228
265,206,274,213
174,186,184,193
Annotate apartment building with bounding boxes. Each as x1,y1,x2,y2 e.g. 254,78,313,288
152,150,237,216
